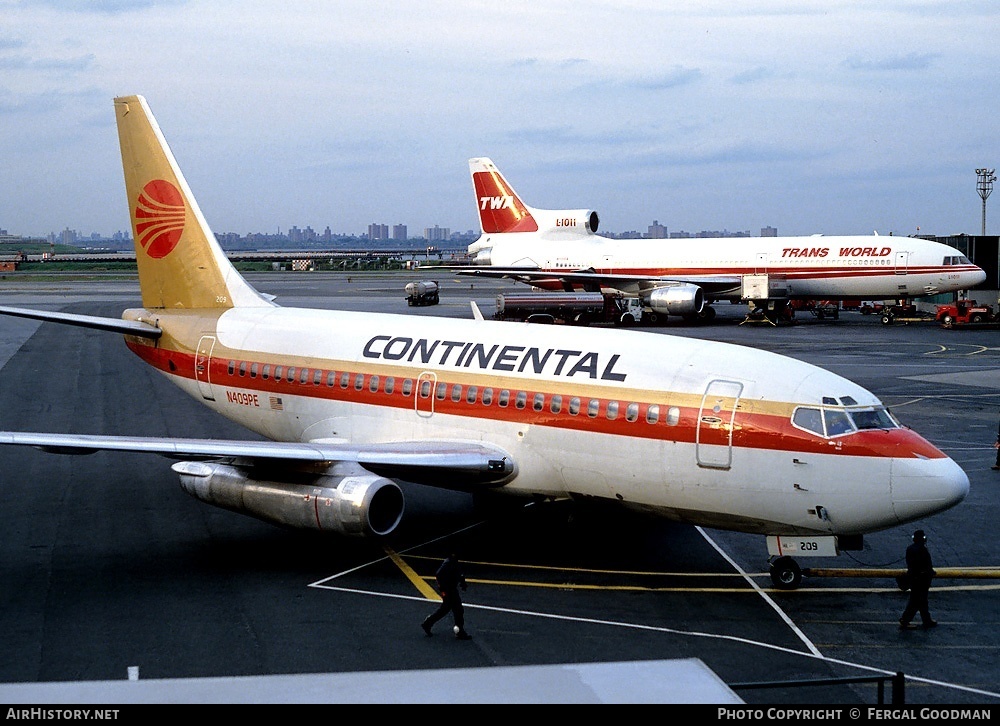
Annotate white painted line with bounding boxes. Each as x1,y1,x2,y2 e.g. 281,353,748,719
696,526,824,658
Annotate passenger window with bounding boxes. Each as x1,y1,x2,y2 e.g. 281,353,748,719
239,361,247,376
313,369,322,385
588,399,600,418
550,395,562,414
419,380,431,398
451,384,462,402
262,364,271,380
340,372,350,388
515,391,527,409
287,367,296,382
466,386,477,404
607,401,619,420
326,371,336,386
436,382,447,400
385,377,395,394
646,404,659,424
626,403,639,422
569,397,580,415
300,368,310,384
370,375,380,393
250,363,258,378
402,379,413,396
533,393,544,411
355,374,365,391
274,365,283,380
482,388,493,406
498,390,510,407
792,407,824,436
227,360,235,375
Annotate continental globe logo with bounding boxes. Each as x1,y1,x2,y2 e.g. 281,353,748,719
134,179,185,258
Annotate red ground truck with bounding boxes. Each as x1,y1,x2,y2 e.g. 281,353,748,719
934,300,999,328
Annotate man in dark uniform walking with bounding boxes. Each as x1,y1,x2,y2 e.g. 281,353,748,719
992,411,999,470
899,529,937,629
422,553,472,640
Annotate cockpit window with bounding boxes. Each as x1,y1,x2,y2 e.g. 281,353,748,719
824,409,853,436
849,407,898,430
943,255,972,265
792,407,824,436
793,403,898,438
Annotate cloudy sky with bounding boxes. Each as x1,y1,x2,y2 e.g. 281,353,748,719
2,1,998,240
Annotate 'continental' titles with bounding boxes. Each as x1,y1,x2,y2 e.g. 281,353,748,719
363,335,627,382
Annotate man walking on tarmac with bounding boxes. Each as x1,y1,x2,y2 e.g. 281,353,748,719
899,530,937,629
422,553,472,640
992,410,999,470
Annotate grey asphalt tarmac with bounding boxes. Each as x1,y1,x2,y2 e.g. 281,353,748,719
0,271,998,705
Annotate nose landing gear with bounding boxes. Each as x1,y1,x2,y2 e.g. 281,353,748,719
769,556,803,590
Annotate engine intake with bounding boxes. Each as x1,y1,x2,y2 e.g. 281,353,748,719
172,461,404,536
647,283,705,316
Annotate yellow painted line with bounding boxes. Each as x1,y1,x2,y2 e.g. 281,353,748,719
482,580,1000,594
385,546,440,601
418,578,1000,595
804,567,1000,579
403,553,762,577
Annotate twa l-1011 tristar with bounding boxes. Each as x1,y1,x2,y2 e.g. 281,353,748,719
0,96,969,589
457,157,986,324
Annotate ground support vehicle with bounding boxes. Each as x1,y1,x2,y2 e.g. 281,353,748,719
874,302,929,325
404,280,439,306
934,300,999,329
789,300,840,319
494,291,647,326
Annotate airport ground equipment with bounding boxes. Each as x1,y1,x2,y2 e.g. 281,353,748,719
788,299,840,319
493,291,645,326
934,299,999,328
404,280,439,306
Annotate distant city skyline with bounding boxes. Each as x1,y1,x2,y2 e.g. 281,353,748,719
0,220,784,247
2,4,996,242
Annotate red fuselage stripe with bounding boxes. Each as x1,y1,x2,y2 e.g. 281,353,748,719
126,340,945,460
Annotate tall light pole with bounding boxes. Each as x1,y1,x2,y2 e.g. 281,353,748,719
976,168,996,236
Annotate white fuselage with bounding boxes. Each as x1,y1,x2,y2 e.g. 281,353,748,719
475,233,986,299
140,306,969,537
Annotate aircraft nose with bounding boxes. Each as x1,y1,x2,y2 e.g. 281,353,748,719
969,268,988,286
891,456,970,523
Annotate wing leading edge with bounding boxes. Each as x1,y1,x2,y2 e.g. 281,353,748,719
0,432,515,490
0,306,162,338
450,267,742,296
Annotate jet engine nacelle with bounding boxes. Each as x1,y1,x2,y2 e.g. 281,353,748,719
647,283,705,315
534,209,600,235
171,461,404,536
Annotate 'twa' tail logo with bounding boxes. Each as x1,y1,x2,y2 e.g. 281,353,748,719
135,180,185,259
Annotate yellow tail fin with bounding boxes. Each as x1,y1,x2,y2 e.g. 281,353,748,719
114,95,272,310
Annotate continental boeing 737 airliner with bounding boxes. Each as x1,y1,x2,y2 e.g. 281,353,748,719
0,96,969,589
460,158,987,323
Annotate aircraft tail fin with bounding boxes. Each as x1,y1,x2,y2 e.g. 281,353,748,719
114,95,272,310
468,157,539,235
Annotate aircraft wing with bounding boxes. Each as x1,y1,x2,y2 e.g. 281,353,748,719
0,306,162,339
0,432,514,490
449,267,743,297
